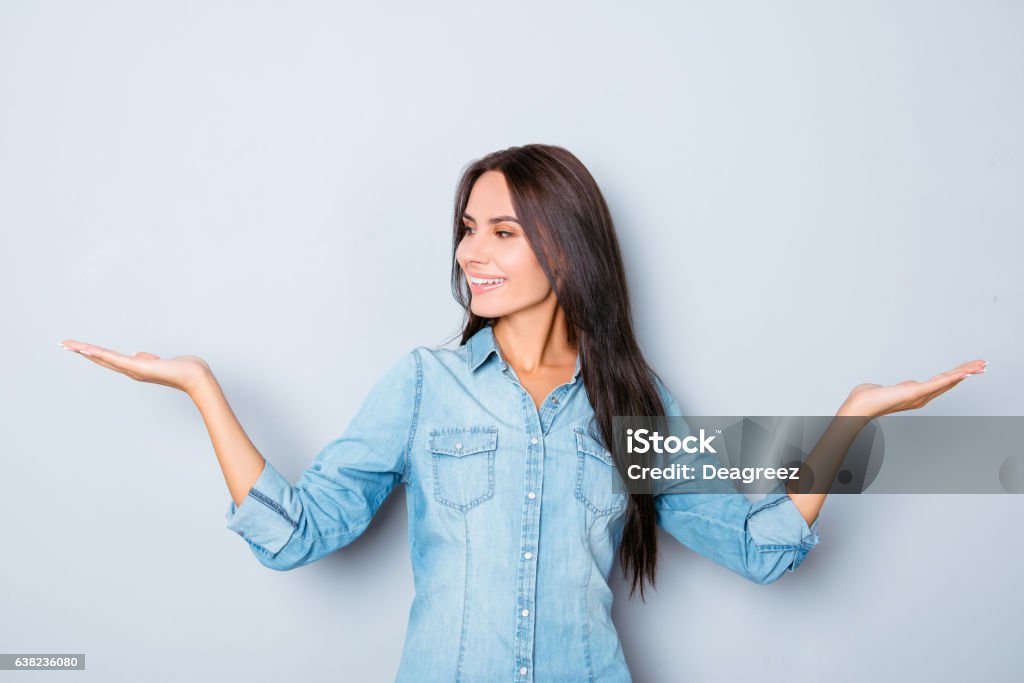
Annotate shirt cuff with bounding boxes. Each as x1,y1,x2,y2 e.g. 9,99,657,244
225,460,300,555
745,486,821,573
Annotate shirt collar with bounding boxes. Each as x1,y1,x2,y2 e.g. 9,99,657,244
467,324,500,372
467,323,582,380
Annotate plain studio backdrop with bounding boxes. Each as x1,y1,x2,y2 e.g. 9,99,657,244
1,1,1021,681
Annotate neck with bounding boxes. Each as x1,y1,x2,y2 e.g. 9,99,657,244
492,293,576,376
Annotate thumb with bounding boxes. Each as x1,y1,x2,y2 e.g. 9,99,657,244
133,351,161,360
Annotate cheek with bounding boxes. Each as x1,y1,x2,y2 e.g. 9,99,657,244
505,246,550,292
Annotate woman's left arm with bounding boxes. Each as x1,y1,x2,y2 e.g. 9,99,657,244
786,358,987,527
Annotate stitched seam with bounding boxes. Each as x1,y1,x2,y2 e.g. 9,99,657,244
574,427,615,464
248,489,298,528
430,425,497,511
456,513,470,682
745,495,816,550
428,427,498,455
745,495,789,521
402,348,424,485
581,520,595,683
290,525,367,546
432,451,495,511
574,431,626,517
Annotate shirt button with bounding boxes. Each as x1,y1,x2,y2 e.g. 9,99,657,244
530,437,539,445
454,442,462,450
522,608,530,616
523,551,533,560
552,396,559,403
520,667,528,675
527,491,536,499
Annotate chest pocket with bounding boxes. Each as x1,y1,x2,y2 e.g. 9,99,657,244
574,427,627,516
430,426,498,512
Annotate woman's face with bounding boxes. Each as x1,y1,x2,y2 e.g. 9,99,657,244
456,170,552,319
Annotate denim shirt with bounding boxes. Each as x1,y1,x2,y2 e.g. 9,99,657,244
225,324,821,682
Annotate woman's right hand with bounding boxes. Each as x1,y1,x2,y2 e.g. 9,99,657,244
59,339,212,396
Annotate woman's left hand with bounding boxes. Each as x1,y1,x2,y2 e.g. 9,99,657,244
840,359,988,418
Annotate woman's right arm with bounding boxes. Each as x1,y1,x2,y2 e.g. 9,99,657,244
60,339,422,571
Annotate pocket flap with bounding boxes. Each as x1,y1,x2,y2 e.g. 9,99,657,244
575,427,616,466
429,427,498,457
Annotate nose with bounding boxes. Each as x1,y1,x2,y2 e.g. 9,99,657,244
457,233,492,268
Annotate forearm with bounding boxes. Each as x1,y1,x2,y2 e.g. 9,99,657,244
188,370,267,508
785,403,872,527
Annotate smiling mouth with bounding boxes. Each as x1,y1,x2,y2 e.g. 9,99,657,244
468,275,507,293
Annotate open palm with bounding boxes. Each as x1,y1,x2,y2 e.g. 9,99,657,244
843,359,987,417
59,339,211,395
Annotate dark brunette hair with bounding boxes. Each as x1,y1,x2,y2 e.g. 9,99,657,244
448,143,669,600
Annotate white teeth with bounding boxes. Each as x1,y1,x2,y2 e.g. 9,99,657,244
470,276,506,285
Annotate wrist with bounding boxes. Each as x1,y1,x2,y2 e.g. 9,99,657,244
186,366,218,402
837,399,875,419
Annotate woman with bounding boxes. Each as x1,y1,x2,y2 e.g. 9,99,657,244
60,144,985,682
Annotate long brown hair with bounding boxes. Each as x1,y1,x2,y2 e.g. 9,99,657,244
448,143,668,600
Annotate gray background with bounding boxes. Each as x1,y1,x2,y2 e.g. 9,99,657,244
1,1,1021,681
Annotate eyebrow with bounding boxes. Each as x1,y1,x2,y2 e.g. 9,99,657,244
462,212,520,225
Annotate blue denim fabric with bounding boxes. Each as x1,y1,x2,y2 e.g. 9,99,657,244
225,323,820,682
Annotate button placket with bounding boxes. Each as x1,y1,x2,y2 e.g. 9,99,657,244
539,385,571,435
513,394,543,682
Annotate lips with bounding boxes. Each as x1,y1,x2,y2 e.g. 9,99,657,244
467,274,507,294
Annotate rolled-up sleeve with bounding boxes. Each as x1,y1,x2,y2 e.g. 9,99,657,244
650,375,821,584
655,487,820,584
225,348,422,571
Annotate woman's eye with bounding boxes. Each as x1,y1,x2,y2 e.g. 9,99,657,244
461,226,512,238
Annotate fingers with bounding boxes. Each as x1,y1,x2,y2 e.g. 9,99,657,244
914,377,968,408
924,360,988,387
62,341,116,362
913,368,982,409
889,360,987,393
59,340,143,377
60,340,103,357
948,359,988,376
83,353,132,376
878,359,985,414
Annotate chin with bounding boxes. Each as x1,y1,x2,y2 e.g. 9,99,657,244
471,303,509,319
471,292,551,319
